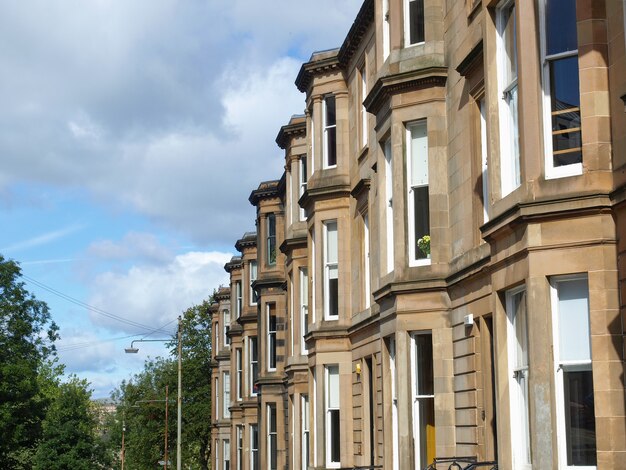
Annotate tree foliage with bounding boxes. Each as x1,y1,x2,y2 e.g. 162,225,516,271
0,255,59,468
109,297,213,470
33,377,109,469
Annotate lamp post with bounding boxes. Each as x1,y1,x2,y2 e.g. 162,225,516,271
125,316,183,470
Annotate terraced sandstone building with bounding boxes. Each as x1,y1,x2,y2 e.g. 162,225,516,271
210,0,626,468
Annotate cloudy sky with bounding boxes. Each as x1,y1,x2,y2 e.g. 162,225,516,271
0,0,362,397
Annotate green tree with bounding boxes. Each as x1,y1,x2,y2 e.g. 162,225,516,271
109,297,213,469
33,377,109,469
0,255,59,468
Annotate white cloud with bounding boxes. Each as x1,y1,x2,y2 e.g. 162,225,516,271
88,231,173,264
88,250,232,332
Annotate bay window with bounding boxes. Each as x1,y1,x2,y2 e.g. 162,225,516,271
299,155,307,221
223,440,230,470
215,376,219,420
223,372,230,419
542,0,582,178
323,221,339,320
250,424,259,470
249,336,258,396
323,96,337,168
235,281,242,319
406,121,430,265
363,213,371,308
267,214,276,265
249,260,257,305
223,309,230,347
551,276,596,468
267,304,277,370
384,138,394,273
236,348,242,401
267,403,277,470
302,394,310,470
236,426,243,470
300,267,309,354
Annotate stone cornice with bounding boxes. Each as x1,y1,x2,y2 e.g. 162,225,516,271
337,0,375,67
299,182,351,208
363,67,448,115
295,50,341,93
455,40,483,77
249,180,281,206
224,256,242,273
279,235,307,254
275,116,306,150
350,177,371,199
235,231,257,252
214,287,230,301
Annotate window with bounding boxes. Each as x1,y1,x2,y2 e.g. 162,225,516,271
497,0,520,196
542,0,582,178
310,110,316,177
236,426,243,470
299,156,307,221
215,319,220,353
412,333,435,469
250,424,259,470
301,395,310,470
550,276,596,468
384,138,394,273
325,365,340,468
323,96,337,168
383,0,391,60
215,438,219,470
249,261,258,305
223,372,230,419
389,338,399,470
267,214,276,265
267,304,277,370
300,267,309,354
236,348,243,401
267,403,277,470
406,121,430,264
480,98,489,223
223,440,230,470
215,376,220,420
235,281,242,319
360,64,368,148
249,336,258,396
323,221,339,320
363,213,371,308
404,0,425,46
506,287,531,469
311,229,316,324
223,309,231,347
312,368,318,467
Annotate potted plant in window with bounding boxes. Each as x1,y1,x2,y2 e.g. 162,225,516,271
417,235,431,259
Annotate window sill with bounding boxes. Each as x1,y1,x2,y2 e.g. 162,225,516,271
545,162,583,180
409,258,431,268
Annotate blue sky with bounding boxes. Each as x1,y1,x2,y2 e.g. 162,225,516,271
0,0,362,397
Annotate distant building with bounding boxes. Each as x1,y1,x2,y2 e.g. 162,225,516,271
210,0,626,469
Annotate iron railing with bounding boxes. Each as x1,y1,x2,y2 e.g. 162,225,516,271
424,457,498,470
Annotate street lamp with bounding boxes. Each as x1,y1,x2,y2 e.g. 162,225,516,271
125,316,183,470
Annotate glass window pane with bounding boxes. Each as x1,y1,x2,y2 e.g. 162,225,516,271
327,127,337,166
410,123,428,187
558,279,591,362
418,398,436,468
409,0,425,44
413,187,430,259
546,0,578,56
330,409,340,462
502,4,517,84
325,96,336,126
415,334,433,395
564,370,596,466
328,366,340,408
326,222,338,263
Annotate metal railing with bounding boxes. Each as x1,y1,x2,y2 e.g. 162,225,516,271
424,457,498,470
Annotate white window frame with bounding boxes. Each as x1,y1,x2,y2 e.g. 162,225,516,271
215,376,220,420
299,155,307,221
249,261,257,305
311,229,316,324
384,138,394,273
406,120,430,266
360,64,368,149
236,348,243,401
235,281,242,319
363,213,371,308
323,95,337,169
267,213,276,266
267,304,277,371
540,0,582,179
289,275,294,356
301,394,310,470
497,0,521,196
267,403,277,470
223,439,230,470
383,0,391,60
312,368,318,467
403,0,425,47
250,424,259,470
325,365,341,468
300,267,309,354
480,98,490,223
287,170,292,226
411,332,435,470
506,286,532,470
215,319,220,353
249,336,258,397
215,438,220,470
390,338,399,470
236,425,243,470
550,275,596,470
223,309,231,347
223,371,230,419
323,220,339,320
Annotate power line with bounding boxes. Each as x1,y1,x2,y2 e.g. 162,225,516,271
22,274,176,335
